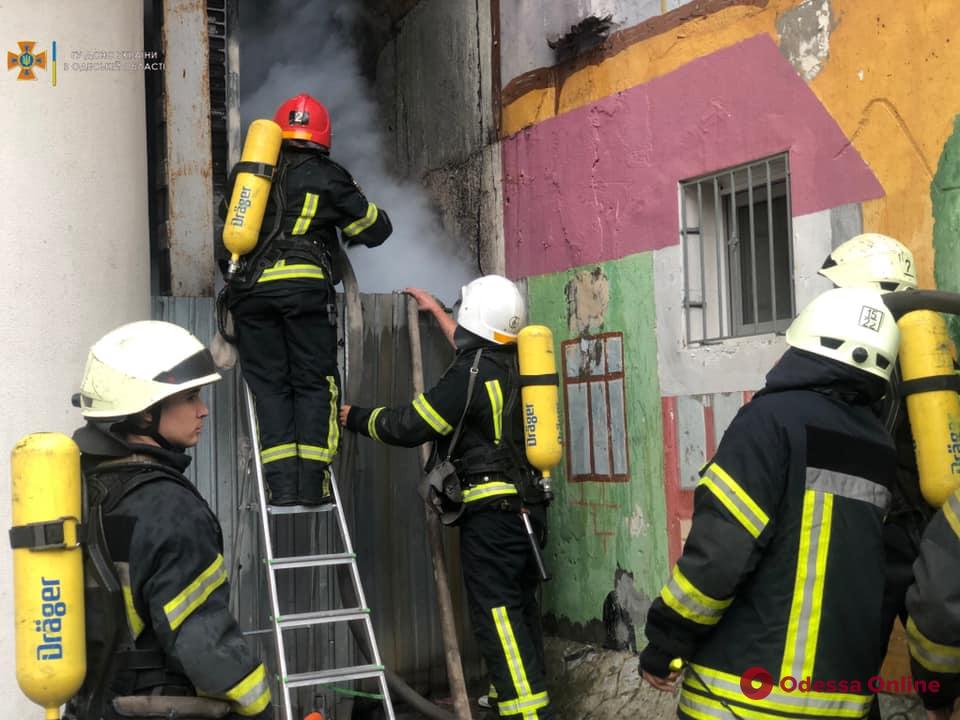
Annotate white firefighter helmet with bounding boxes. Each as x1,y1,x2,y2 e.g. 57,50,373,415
78,321,221,419
457,275,527,344
785,288,900,382
819,233,917,292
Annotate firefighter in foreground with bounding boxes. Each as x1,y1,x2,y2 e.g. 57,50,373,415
904,486,960,719
340,276,553,719
65,321,271,719
640,287,900,719
817,233,941,719
224,93,392,506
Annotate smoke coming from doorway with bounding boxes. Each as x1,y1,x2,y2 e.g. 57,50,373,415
238,0,476,305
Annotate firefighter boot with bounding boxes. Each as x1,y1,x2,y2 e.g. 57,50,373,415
299,465,332,506
267,471,300,506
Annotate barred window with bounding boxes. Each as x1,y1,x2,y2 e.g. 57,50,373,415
680,154,795,343
562,333,629,483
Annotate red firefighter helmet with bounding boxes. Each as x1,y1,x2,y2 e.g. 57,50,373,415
273,93,331,149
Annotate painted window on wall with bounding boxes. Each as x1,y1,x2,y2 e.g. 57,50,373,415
679,153,795,343
562,332,629,483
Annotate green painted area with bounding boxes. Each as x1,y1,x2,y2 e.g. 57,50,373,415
933,114,960,343
526,252,668,627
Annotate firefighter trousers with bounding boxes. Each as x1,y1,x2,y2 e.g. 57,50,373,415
233,285,340,504
460,506,553,719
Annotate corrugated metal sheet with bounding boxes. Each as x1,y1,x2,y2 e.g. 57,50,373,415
154,293,481,718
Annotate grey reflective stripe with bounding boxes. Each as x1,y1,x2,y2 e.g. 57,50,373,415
662,570,728,624
233,669,270,710
906,617,960,673
806,468,891,510
787,491,827,680
164,558,228,630
686,664,872,715
701,465,768,537
678,690,732,719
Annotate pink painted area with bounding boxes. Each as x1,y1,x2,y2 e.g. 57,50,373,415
502,34,884,278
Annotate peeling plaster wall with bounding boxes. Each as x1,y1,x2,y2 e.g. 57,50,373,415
375,0,501,272
527,255,667,634
494,1,960,660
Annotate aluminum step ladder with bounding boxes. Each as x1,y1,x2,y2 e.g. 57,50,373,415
242,383,395,720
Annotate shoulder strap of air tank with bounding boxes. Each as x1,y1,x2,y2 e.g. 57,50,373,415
899,375,960,396
443,349,484,462
99,463,200,514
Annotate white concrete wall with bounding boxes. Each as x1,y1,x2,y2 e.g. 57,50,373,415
0,1,150,714
654,209,836,396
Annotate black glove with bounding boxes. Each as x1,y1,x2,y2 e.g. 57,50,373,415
639,643,674,679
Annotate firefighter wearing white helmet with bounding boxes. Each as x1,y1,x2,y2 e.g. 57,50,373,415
642,288,900,718
341,276,555,720
65,321,272,720
819,232,917,292
819,234,949,720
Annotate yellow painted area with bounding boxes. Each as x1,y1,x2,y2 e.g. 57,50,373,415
502,87,556,138
501,0,960,289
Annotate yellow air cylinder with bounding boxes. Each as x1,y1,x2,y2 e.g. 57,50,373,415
517,326,563,487
898,310,960,507
11,433,85,720
221,119,283,272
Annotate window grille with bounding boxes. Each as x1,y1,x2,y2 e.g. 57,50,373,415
562,333,630,483
680,154,795,343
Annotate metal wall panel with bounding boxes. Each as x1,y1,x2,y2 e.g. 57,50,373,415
154,293,482,717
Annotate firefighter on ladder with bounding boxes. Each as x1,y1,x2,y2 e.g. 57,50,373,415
340,276,553,719
223,93,393,506
64,321,272,720
641,288,901,720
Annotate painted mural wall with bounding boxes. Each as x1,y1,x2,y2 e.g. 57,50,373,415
499,0,960,651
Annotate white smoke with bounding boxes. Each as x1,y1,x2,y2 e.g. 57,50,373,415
239,0,477,305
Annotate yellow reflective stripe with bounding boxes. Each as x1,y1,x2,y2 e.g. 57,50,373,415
261,443,297,464
224,663,272,716
781,490,834,682
463,481,518,503
121,583,145,639
412,393,453,435
257,262,325,283
660,565,733,626
943,490,960,540
298,444,335,463
685,663,871,717
485,380,503,444
342,201,379,237
699,463,769,539
326,376,339,460
906,616,960,673
498,690,549,718
368,407,385,442
493,606,532,700
163,554,228,631
291,192,319,235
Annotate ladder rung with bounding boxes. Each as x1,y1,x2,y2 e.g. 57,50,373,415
270,552,356,570
276,607,370,629
285,664,386,689
266,503,337,515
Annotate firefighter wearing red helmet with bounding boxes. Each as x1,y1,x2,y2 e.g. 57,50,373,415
222,93,392,506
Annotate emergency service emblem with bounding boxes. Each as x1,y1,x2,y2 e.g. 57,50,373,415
858,305,884,332
7,41,46,80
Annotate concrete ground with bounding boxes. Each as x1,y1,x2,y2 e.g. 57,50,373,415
388,636,936,719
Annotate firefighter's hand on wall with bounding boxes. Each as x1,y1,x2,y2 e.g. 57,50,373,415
339,404,352,427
